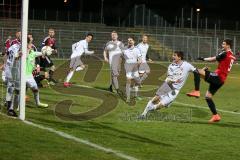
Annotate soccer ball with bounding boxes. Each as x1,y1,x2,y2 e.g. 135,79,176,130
41,46,54,56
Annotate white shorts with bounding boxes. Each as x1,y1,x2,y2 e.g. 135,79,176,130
70,56,83,70
159,90,179,107
125,63,139,79
126,71,139,79
26,76,38,90
138,63,150,74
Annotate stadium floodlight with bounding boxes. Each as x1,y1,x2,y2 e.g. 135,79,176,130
196,8,200,35
19,0,29,120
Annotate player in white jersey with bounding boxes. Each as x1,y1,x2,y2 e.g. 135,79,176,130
123,36,142,103
64,33,94,87
103,31,124,93
1,51,7,83
139,51,197,118
136,35,153,85
4,31,21,117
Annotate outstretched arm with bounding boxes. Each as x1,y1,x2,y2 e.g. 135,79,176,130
198,51,227,62
84,48,94,55
198,56,216,62
103,50,109,62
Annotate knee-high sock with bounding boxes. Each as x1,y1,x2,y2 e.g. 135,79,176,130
6,86,13,102
206,97,217,115
142,100,156,116
6,86,14,110
126,83,131,99
10,91,19,110
134,85,139,97
112,76,119,90
33,91,40,105
193,70,200,91
9,94,14,110
66,71,74,83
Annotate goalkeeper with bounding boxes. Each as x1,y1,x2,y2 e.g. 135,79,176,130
139,51,198,118
26,38,48,108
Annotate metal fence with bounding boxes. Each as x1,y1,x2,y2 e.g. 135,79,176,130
1,27,227,61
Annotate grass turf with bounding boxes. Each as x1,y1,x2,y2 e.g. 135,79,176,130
1,59,240,160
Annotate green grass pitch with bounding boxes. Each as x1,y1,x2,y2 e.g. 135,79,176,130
0,59,240,160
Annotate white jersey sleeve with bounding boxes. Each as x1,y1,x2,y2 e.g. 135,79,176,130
83,41,94,55
186,62,196,72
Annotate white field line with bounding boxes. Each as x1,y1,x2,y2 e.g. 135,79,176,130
23,120,139,160
0,112,138,160
228,76,240,79
49,83,240,116
174,101,240,115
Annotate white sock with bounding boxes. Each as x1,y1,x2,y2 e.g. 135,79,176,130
134,86,139,97
9,94,15,110
76,67,83,71
142,100,156,116
126,83,131,100
33,91,40,105
66,71,74,82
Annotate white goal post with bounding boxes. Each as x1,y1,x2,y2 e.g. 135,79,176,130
19,0,29,120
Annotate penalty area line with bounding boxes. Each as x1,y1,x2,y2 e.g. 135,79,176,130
0,112,138,160
22,120,139,160
174,101,240,115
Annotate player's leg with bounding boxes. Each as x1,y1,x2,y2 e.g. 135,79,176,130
139,63,150,85
6,81,18,117
140,81,175,117
64,68,74,86
125,78,132,103
27,77,48,108
64,57,80,86
75,58,85,71
206,81,223,122
186,68,207,98
125,63,135,102
5,81,14,111
75,65,85,71
132,66,141,100
48,65,57,84
7,89,18,117
110,55,121,92
140,95,161,117
40,57,50,82
45,55,57,84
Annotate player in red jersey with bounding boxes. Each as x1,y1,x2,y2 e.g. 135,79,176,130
40,28,57,85
4,36,12,55
10,31,21,46
187,38,236,123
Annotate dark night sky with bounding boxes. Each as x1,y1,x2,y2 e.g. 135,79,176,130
29,0,240,18
27,0,240,27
